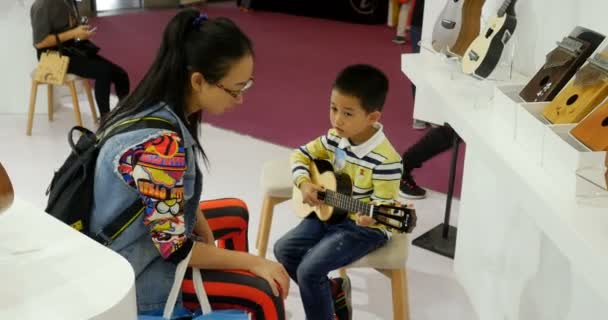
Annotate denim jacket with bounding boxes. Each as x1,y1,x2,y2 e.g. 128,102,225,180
90,104,202,312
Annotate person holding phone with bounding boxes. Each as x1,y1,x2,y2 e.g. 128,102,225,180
30,0,130,117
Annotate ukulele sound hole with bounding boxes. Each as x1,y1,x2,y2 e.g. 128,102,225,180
566,94,579,106
540,76,550,87
602,116,608,127
453,0,460,2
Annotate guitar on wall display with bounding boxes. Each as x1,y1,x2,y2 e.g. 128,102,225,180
461,0,517,78
449,0,486,57
432,0,467,54
431,0,485,56
519,27,605,102
543,48,608,124
291,160,414,233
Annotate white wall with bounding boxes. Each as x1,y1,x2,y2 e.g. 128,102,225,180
421,0,608,77
0,0,51,114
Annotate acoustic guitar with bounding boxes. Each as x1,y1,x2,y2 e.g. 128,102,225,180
448,0,485,57
570,98,608,152
543,48,608,124
461,0,517,78
519,27,605,102
291,160,414,233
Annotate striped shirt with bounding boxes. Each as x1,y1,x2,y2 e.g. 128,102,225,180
291,123,402,233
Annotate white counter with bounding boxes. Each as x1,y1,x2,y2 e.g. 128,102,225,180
0,197,137,320
403,52,608,320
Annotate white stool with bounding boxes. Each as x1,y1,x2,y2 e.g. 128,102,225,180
255,159,293,258
27,70,98,136
256,158,411,320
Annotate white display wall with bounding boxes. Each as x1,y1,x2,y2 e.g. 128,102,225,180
0,0,49,115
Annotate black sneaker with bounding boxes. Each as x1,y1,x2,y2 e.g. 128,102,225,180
392,35,406,44
332,276,352,320
399,172,426,199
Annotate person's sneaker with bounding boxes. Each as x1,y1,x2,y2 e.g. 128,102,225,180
412,119,428,130
331,276,352,320
399,172,427,199
392,35,406,44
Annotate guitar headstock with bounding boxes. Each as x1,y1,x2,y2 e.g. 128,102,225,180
372,204,415,233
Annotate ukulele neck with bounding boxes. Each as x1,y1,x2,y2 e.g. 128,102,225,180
323,190,373,216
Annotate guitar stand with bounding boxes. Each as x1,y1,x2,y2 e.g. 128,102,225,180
412,127,460,259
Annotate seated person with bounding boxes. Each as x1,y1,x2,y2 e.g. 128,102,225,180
30,0,130,116
274,64,412,320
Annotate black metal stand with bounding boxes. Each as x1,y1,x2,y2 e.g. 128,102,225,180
412,128,461,259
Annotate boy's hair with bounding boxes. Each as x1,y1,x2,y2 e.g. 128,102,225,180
332,64,389,113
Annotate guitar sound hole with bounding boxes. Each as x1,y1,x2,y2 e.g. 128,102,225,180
602,117,608,127
540,76,550,87
485,28,494,38
566,94,579,106
453,0,460,2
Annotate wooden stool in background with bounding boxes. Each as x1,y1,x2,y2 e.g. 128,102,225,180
26,70,98,136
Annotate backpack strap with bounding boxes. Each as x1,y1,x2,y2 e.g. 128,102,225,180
92,116,181,246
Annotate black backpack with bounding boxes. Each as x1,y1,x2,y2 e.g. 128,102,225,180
45,117,178,245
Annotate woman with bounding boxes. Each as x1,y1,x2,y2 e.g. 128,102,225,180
89,9,288,319
30,0,130,116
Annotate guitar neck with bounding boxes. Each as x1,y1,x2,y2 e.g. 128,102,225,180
324,190,373,216
498,0,516,17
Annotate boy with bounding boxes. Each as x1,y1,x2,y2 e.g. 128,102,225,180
274,64,412,320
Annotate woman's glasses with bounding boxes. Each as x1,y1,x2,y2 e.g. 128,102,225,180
215,77,254,99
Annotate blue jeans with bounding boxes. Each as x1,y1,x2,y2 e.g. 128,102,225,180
274,216,388,320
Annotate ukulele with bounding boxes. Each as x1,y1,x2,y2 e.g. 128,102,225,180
543,48,608,124
432,0,467,54
520,27,605,102
291,160,414,233
448,0,486,57
461,0,517,78
570,98,608,152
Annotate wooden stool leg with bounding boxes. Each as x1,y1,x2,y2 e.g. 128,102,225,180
26,80,39,136
256,196,287,258
255,195,269,250
47,84,53,121
390,268,409,320
68,81,83,127
82,80,98,123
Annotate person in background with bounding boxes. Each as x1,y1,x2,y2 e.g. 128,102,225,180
30,0,130,117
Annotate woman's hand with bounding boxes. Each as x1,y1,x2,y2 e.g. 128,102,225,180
248,258,290,299
298,181,324,207
72,25,95,41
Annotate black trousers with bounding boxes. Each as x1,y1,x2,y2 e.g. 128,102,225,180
66,54,130,116
402,125,457,173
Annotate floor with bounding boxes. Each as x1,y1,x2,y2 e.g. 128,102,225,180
0,104,477,319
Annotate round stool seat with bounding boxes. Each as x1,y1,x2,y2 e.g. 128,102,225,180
261,159,293,198
30,69,80,83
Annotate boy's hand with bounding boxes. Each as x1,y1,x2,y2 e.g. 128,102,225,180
356,214,375,227
299,181,324,207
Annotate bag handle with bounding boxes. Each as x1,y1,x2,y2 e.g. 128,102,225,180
163,247,212,319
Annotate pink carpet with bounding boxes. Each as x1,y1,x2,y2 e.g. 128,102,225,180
92,5,465,196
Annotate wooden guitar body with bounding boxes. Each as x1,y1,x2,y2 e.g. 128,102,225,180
449,0,485,57
543,49,608,124
292,160,352,223
520,27,605,102
462,13,517,78
571,99,608,151
432,0,466,53
291,160,414,232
